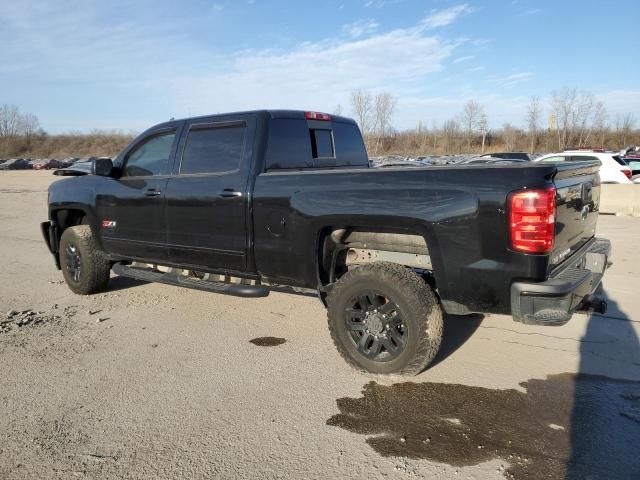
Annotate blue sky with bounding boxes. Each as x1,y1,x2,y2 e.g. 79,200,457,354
1,0,638,133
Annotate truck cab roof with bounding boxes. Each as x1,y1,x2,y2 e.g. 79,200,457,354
155,110,358,129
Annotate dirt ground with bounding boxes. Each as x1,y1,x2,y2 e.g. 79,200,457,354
1,171,639,479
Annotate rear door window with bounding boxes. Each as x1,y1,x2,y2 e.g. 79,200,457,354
180,123,246,175
265,119,314,169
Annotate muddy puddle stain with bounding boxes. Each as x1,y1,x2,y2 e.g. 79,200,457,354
327,374,640,479
249,336,286,347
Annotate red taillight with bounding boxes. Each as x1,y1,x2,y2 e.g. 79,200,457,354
305,111,331,121
508,187,556,254
622,169,632,180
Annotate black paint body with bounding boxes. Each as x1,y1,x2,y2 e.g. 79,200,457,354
45,110,604,316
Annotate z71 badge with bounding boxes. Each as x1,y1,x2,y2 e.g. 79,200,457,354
101,220,117,228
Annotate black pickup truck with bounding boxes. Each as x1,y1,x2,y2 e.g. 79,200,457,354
42,110,611,375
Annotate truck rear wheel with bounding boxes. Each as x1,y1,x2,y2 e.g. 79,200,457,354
59,225,110,295
327,262,443,375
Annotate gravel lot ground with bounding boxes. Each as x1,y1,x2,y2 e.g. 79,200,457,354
1,171,639,479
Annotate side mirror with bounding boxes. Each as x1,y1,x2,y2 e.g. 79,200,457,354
92,157,113,176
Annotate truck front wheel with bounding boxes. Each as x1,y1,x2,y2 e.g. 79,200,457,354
59,225,110,295
327,262,443,375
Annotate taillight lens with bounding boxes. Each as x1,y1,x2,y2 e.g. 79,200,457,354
508,187,556,253
623,169,632,180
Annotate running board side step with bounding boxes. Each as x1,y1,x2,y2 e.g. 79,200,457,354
112,263,269,298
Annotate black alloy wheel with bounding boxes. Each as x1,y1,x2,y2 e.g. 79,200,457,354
345,290,407,362
65,243,82,283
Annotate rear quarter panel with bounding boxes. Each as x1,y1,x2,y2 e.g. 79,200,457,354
253,164,559,314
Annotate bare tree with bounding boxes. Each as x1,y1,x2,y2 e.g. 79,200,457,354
333,104,343,116
502,123,518,151
526,96,541,153
441,119,460,153
350,89,374,135
0,104,21,138
431,120,439,150
461,100,484,152
19,112,41,139
615,113,635,147
373,92,397,154
573,91,595,147
549,87,577,150
589,101,608,149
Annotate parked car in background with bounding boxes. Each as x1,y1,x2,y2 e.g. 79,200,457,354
61,157,80,168
479,152,531,161
533,150,632,183
622,153,640,181
0,158,32,170
53,160,94,176
30,159,49,170
28,159,67,170
462,157,529,165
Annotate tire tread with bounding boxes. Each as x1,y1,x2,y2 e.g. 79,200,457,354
327,262,443,376
60,225,110,295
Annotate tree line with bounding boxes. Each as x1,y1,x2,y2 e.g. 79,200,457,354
2,90,639,159
0,104,133,159
347,87,639,156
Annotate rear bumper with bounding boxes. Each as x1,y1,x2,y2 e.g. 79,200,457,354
511,237,611,326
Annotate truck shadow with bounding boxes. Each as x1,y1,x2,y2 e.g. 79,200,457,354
566,290,640,479
428,313,484,369
105,275,148,292
326,289,640,479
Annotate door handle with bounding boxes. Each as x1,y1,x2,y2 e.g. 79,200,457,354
144,188,162,197
218,189,243,198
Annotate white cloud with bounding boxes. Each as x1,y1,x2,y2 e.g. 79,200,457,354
162,8,476,119
364,0,402,8
167,27,459,119
519,8,542,16
342,19,379,38
488,71,533,86
419,4,472,29
9,1,637,134
453,55,475,63
595,90,640,119
0,1,200,81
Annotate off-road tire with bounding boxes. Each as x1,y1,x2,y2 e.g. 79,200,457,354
59,225,110,295
327,262,443,375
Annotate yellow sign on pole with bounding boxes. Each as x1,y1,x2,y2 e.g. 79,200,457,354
549,114,556,131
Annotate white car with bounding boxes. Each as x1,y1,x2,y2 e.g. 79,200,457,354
533,150,632,184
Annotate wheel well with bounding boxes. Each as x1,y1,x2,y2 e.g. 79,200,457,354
53,209,87,235
318,227,433,286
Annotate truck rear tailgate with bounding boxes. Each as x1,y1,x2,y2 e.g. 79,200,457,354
550,161,601,269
